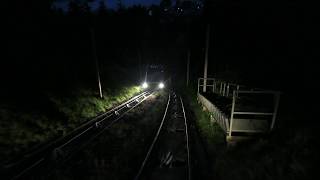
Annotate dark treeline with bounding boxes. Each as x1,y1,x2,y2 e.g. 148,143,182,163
203,1,317,92
203,0,318,126
3,0,318,111
4,0,200,97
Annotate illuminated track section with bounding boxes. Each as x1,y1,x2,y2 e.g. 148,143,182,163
135,92,191,180
2,91,153,180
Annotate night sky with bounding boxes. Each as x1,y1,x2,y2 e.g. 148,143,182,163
53,0,164,10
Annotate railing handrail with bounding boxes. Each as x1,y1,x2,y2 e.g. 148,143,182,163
197,76,282,137
233,112,274,115
236,90,281,94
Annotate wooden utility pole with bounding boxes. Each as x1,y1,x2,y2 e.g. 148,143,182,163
203,24,210,92
90,28,103,98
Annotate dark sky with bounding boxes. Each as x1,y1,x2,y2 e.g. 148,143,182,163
53,0,163,10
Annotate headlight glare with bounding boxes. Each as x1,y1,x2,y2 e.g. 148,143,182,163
142,82,148,89
158,82,164,89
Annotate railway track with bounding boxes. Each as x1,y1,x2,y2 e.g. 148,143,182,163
135,92,191,180
1,91,153,180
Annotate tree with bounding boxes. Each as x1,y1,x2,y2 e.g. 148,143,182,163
98,0,107,15
175,0,181,7
82,1,91,14
68,0,81,15
160,0,172,10
117,0,124,11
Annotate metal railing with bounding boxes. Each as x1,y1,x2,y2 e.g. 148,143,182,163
198,78,241,98
197,78,281,137
197,93,230,132
3,91,153,180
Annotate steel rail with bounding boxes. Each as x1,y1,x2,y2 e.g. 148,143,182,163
134,93,171,180
52,92,156,167
134,94,191,180
180,97,191,180
6,91,152,180
4,91,149,169
57,92,150,150
4,92,149,169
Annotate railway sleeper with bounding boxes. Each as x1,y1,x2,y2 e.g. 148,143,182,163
171,112,183,119
174,128,185,133
159,151,187,168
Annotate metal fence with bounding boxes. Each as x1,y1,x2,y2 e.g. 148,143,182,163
198,78,242,98
197,93,230,132
197,78,281,137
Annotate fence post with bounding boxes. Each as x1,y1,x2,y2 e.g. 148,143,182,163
226,83,230,97
229,91,236,137
212,80,215,93
197,78,200,94
236,85,240,97
223,83,225,96
270,92,281,130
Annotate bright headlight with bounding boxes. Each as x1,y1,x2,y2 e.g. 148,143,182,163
158,82,164,89
142,82,148,89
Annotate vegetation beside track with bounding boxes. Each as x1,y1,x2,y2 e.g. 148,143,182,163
49,86,141,124
185,88,317,180
0,86,141,162
48,91,168,180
